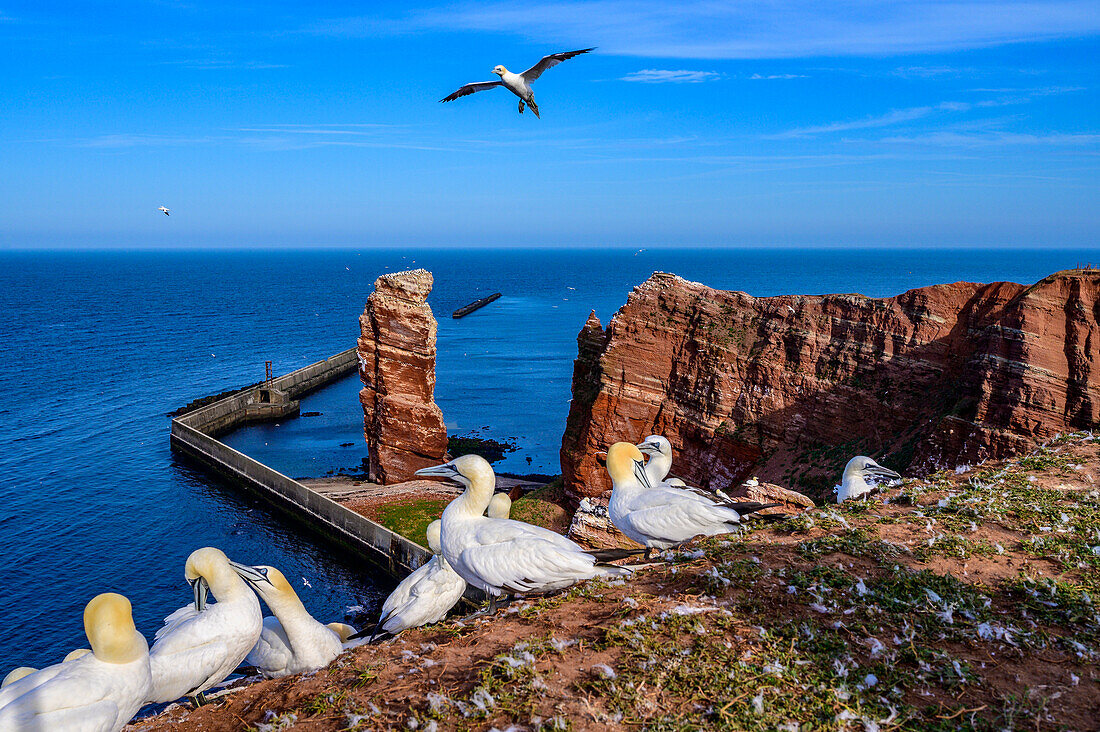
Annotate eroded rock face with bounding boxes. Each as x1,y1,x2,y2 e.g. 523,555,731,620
358,269,447,484
561,270,1100,501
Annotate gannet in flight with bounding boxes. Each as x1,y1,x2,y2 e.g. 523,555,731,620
0,593,152,732
147,547,263,705
607,442,779,556
836,456,901,503
351,519,467,640
240,565,348,678
158,206,170,216
439,48,595,118
418,454,632,611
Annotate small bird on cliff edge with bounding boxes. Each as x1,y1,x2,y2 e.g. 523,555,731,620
440,48,595,118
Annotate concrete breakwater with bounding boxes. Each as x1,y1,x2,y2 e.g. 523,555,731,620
170,348,431,580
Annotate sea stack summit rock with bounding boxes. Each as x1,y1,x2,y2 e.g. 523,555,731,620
358,269,447,484
561,269,1100,501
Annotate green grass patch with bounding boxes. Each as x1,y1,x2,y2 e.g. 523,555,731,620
375,497,450,546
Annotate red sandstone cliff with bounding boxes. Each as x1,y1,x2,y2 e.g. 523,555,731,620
358,269,447,484
561,269,1100,500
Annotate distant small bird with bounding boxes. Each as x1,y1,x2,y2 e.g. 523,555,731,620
440,48,595,118
301,577,312,589
158,206,170,216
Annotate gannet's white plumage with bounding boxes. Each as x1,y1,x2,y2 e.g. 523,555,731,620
147,547,263,703
65,648,92,662
608,442,778,551
420,454,629,600
241,565,346,678
440,48,595,118
366,519,467,637
836,456,901,503
0,593,152,732
157,206,170,216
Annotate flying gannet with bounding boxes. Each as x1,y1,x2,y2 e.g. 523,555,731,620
836,456,901,503
351,519,468,640
439,48,595,118
607,442,779,556
418,454,633,611
0,593,153,732
147,547,264,705
157,206,170,216
239,565,348,678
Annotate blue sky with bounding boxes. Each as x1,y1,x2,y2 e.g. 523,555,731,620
1,1,1098,248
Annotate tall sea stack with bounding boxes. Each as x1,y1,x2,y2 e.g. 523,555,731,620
358,269,447,484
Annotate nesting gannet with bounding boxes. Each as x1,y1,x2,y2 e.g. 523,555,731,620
326,623,357,643
836,456,901,503
418,455,632,610
440,48,595,118
637,435,733,500
353,519,467,640
64,649,92,662
1,667,36,688
0,593,152,732
157,206,170,216
608,442,779,555
238,565,347,678
488,492,512,519
147,547,263,704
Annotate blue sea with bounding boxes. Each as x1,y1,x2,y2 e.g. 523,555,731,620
0,246,1092,674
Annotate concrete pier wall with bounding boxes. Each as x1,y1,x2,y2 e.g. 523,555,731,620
170,348,431,580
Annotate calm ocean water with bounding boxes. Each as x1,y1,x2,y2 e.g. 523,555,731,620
0,246,1091,673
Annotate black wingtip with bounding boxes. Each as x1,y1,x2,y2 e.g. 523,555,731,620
727,501,782,515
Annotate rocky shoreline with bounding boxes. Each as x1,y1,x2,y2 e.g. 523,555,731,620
130,432,1100,731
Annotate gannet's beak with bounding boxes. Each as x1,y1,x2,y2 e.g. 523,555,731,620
633,458,652,489
229,561,274,587
189,577,209,612
415,463,459,479
866,465,901,481
636,441,661,456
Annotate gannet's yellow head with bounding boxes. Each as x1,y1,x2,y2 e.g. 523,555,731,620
234,564,294,608
636,435,672,459
1,667,36,687
843,456,901,484
487,492,512,520
326,622,357,643
426,519,443,554
64,648,91,662
83,592,147,665
184,546,229,582
606,442,650,487
416,454,495,491
492,65,507,76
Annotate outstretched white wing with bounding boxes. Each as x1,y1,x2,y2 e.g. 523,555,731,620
440,80,503,103
521,47,595,82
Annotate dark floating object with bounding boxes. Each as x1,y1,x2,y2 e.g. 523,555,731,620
301,411,323,418
452,292,502,319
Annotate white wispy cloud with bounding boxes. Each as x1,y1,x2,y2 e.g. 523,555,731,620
749,73,808,80
774,87,1083,138
877,131,1100,147
621,69,722,83
313,1,1100,59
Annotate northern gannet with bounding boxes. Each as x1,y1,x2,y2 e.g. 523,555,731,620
353,519,467,639
240,565,347,678
147,547,264,704
637,435,733,500
836,456,901,503
439,48,595,118
418,455,632,611
0,593,152,732
64,649,92,662
607,442,779,555
157,206,170,216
